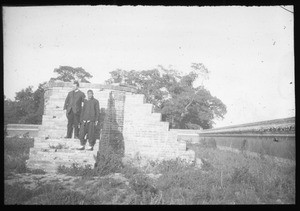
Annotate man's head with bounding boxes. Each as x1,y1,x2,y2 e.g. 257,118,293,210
73,81,79,90
87,90,94,99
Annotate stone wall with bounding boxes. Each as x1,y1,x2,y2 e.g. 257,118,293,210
38,81,136,138
123,93,194,161
27,81,194,172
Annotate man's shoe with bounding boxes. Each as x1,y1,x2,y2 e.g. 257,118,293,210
64,136,71,139
85,146,93,151
77,146,85,150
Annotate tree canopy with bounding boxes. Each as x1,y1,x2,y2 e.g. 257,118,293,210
4,82,46,124
50,66,93,83
105,64,226,129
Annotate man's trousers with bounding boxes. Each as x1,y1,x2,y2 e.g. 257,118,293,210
79,121,96,147
66,109,80,138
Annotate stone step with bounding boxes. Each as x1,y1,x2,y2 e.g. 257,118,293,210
124,94,145,104
32,141,99,149
42,114,68,119
28,156,96,165
38,130,66,135
44,110,66,115
42,119,66,123
26,159,95,173
26,161,58,173
33,138,100,146
32,144,99,152
38,133,68,139
27,154,96,162
29,152,97,161
40,123,68,128
125,103,153,112
124,113,162,122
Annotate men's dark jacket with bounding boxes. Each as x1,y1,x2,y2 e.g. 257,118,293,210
80,97,100,122
64,90,85,114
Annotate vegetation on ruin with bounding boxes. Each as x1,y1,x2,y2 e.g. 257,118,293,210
5,137,295,204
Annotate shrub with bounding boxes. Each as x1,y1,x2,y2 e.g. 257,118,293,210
230,166,257,186
57,163,95,178
4,137,35,175
5,183,35,204
155,158,194,174
129,173,157,196
120,164,142,179
29,168,47,175
28,189,97,205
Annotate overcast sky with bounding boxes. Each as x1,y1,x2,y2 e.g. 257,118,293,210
3,5,294,127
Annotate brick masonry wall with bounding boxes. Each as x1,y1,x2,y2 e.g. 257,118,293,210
29,81,195,172
123,93,195,161
39,81,133,138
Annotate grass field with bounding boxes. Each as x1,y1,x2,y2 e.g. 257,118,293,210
4,137,295,204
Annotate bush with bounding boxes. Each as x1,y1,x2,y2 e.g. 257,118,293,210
230,166,257,186
155,158,194,174
4,137,36,176
28,189,97,205
120,164,142,179
5,183,36,204
57,163,95,178
129,173,157,196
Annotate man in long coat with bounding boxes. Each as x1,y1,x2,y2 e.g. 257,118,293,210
77,89,100,150
63,81,85,139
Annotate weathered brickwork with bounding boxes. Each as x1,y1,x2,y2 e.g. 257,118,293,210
123,93,195,161
26,81,195,173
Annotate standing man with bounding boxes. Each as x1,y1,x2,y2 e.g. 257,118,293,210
63,81,85,139
78,90,100,150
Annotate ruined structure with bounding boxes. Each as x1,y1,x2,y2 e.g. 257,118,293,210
27,81,195,172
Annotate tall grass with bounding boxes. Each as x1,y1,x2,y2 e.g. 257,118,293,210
5,136,295,204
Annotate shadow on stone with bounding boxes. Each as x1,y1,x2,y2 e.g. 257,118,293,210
95,91,124,173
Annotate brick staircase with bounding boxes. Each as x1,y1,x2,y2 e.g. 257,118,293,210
26,82,195,173
123,93,195,162
26,137,99,173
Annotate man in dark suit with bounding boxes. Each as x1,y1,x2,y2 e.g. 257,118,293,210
63,81,85,139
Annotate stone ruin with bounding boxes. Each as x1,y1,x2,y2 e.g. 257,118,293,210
26,81,195,173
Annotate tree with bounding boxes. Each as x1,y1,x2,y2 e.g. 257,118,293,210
50,66,93,83
105,64,227,129
4,95,18,124
4,82,47,124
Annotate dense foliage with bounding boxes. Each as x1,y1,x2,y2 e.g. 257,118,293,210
50,66,93,83
105,64,226,129
4,83,46,124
